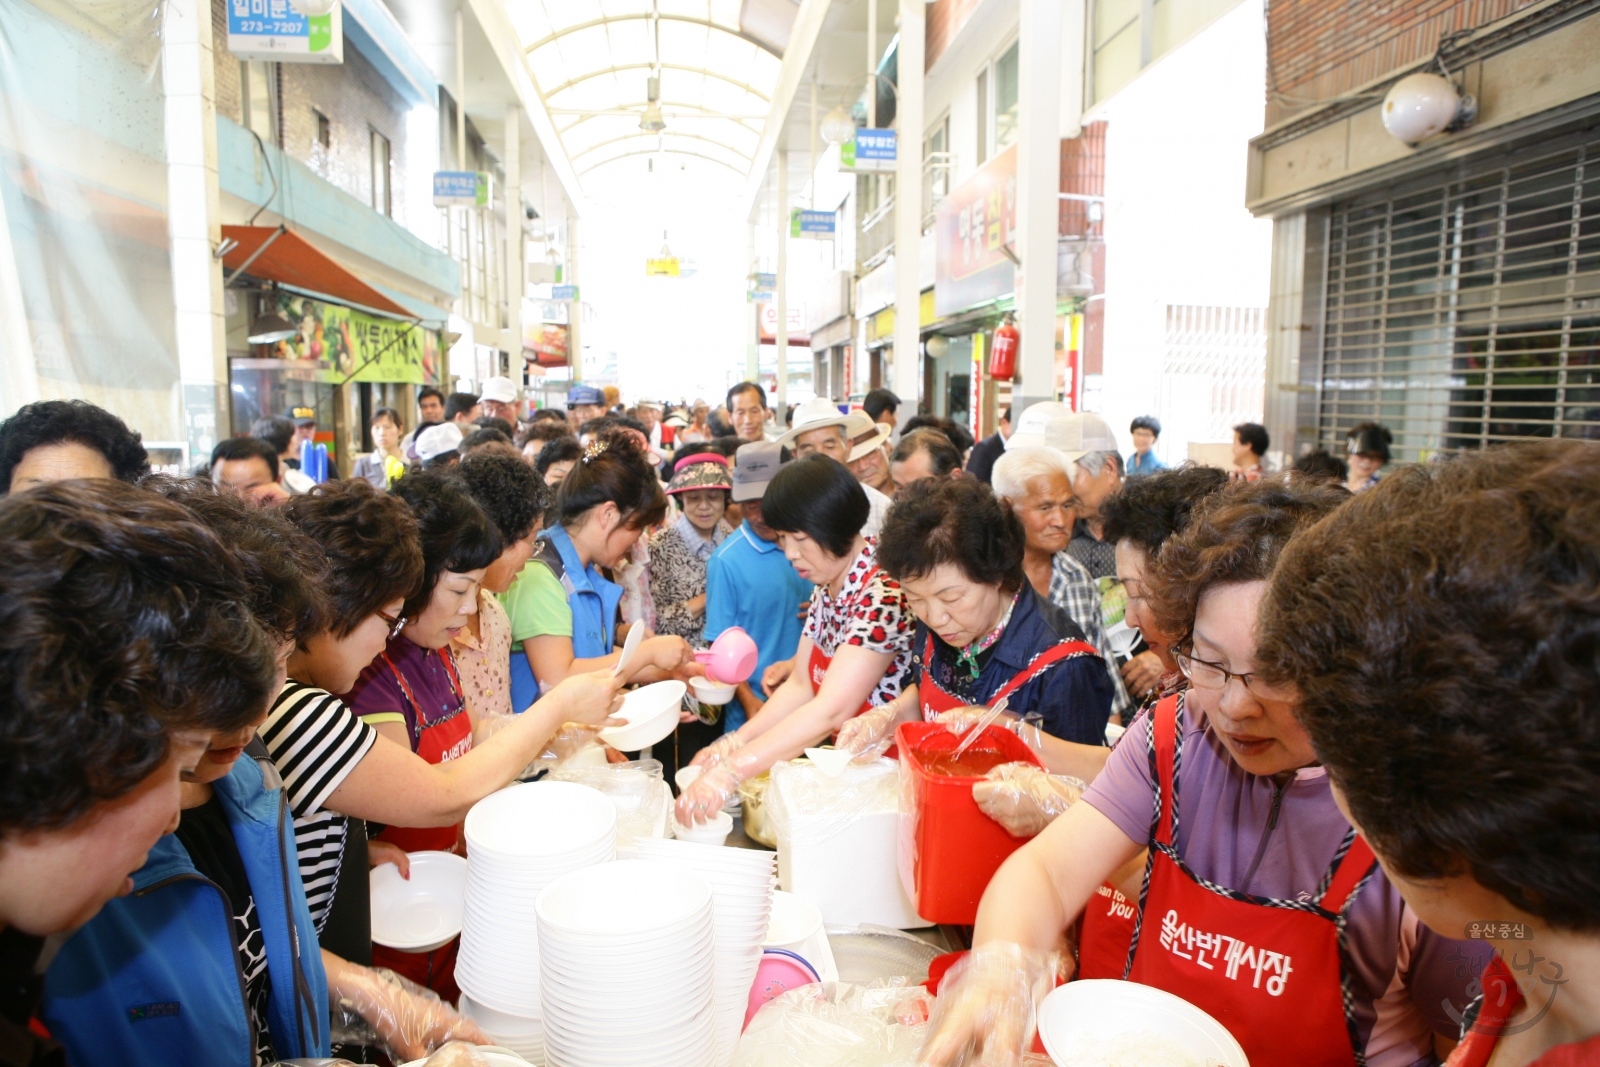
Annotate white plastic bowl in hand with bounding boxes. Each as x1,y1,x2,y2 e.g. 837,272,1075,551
1037,980,1248,1067
689,675,737,705
599,680,687,751
675,764,702,791
369,850,468,952
673,809,733,846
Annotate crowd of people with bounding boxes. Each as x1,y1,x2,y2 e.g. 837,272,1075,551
0,381,1595,1067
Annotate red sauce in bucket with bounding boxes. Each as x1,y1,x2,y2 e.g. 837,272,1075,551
922,748,1014,778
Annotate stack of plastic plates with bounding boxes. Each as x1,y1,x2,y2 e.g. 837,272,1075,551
456,782,617,1064
635,839,777,1066
535,859,718,1067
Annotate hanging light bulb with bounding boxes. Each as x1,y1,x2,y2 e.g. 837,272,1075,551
821,106,856,145
640,74,667,132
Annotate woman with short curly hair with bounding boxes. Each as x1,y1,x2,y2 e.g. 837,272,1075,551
925,476,1486,1067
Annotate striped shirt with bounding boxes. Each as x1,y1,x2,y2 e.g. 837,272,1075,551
259,681,377,932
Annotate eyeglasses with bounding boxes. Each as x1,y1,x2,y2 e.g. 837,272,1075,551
376,610,408,638
1174,644,1282,699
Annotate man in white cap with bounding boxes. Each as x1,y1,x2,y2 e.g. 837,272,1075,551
1005,403,1123,579
635,398,664,451
844,411,895,497
414,422,464,470
779,397,891,535
478,375,520,426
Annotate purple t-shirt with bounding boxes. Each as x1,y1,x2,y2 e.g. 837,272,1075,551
344,634,466,754
1082,696,1489,1066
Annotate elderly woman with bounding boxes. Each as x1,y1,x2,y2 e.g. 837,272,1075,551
992,446,1129,720
924,477,1484,1067
648,453,734,643
676,456,914,824
832,477,1112,758
0,398,149,491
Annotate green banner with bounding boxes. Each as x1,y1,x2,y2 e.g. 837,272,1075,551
270,292,441,385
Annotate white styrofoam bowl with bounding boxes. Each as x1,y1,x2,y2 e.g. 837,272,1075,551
599,681,687,751
1037,980,1249,1067
369,851,467,951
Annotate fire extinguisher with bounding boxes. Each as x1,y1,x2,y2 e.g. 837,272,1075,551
989,315,1019,381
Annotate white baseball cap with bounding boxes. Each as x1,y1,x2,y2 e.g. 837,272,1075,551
1006,403,1118,460
415,422,465,462
479,376,518,405
776,396,853,448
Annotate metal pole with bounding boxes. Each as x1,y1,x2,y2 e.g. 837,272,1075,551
455,7,466,171
506,104,522,389
776,150,789,412
568,217,582,383
891,0,923,426
867,0,877,129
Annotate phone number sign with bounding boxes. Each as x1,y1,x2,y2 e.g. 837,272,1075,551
227,0,344,64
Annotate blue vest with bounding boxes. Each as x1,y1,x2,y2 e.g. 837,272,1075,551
42,746,329,1067
508,523,626,712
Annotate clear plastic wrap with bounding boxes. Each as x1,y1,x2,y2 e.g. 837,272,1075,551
919,943,1060,1067
549,758,669,849
971,763,1089,838
768,757,899,849
417,1043,492,1067
834,704,900,763
731,980,934,1067
328,964,486,1061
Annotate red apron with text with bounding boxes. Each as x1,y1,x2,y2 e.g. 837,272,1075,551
808,564,890,720
371,646,473,1001
1119,698,1377,1067
916,631,1098,720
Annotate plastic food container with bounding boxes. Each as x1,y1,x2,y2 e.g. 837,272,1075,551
895,721,1044,924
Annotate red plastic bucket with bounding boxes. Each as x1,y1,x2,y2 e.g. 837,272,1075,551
896,721,1044,924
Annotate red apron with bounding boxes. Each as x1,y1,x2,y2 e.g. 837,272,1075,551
916,631,1098,720
370,646,472,1001
1444,954,1521,1067
807,563,890,721
1112,697,1377,1067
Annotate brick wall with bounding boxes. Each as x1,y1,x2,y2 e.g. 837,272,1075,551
1265,0,1535,125
210,0,413,226
1060,120,1105,236
926,0,985,71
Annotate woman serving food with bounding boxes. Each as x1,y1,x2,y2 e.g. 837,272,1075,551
675,456,914,824
923,478,1485,1067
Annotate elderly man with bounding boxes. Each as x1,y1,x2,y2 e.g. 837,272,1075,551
779,396,892,536
726,381,769,443
635,397,664,449
888,428,964,490
478,376,521,425
1006,404,1123,579
211,436,290,507
845,411,894,495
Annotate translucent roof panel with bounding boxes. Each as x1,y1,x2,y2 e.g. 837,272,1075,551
511,0,783,192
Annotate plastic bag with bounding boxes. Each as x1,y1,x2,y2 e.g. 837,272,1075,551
919,943,1059,1067
420,1043,491,1067
971,763,1088,838
731,980,934,1067
328,965,485,1061
550,758,669,849
768,757,899,850
834,704,898,764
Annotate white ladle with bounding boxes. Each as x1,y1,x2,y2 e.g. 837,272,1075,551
950,696,1010,761
804,747,854,778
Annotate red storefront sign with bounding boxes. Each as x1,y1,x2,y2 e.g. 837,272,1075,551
934,144,1017,318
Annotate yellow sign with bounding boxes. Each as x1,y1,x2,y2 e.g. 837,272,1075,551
269,292,441,385
646,257,681,277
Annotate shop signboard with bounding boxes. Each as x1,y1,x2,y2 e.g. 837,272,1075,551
266,292,439,384
433,171,490,208
840,129,896,173
551,284,579,301
790,209,837,238
227,0,343,64
646,257,681,277
524,320,569,367
934,144,1017,317
757,301,809,345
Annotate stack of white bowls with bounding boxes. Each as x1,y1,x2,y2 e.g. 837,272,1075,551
635,838,777,1065
535,859,718,1067
456,782,617,1062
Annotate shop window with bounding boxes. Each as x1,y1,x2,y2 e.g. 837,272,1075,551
370,129,391,217
975,69,987,163
992,42,1019,153
315,110,331,149
240,61,277,145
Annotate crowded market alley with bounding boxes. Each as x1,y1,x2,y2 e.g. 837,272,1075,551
2,0,1599,1066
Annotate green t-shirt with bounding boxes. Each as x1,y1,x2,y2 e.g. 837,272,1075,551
500,559,573,643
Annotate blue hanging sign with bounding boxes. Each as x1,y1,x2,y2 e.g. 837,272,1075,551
433,171,491,208
790,209,837,238
841,129,896,172
227,0,343,64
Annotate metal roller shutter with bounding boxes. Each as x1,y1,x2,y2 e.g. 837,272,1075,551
1317,121,1600,462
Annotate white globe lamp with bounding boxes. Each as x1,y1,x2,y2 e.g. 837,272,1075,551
1381,72,1471,145
821,106,857,146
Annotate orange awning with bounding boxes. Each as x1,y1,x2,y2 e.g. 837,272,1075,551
221,225,414,319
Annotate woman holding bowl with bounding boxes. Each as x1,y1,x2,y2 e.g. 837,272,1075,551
676,456,915,824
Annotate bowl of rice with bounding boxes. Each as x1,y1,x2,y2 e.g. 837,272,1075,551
1037,980,1248,1067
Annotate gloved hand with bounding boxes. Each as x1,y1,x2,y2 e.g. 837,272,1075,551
972,763,1088,838
328,961,487,1062
675,758,742,826
835,703,899,763
689,729,746,771
918,942,1059,1067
